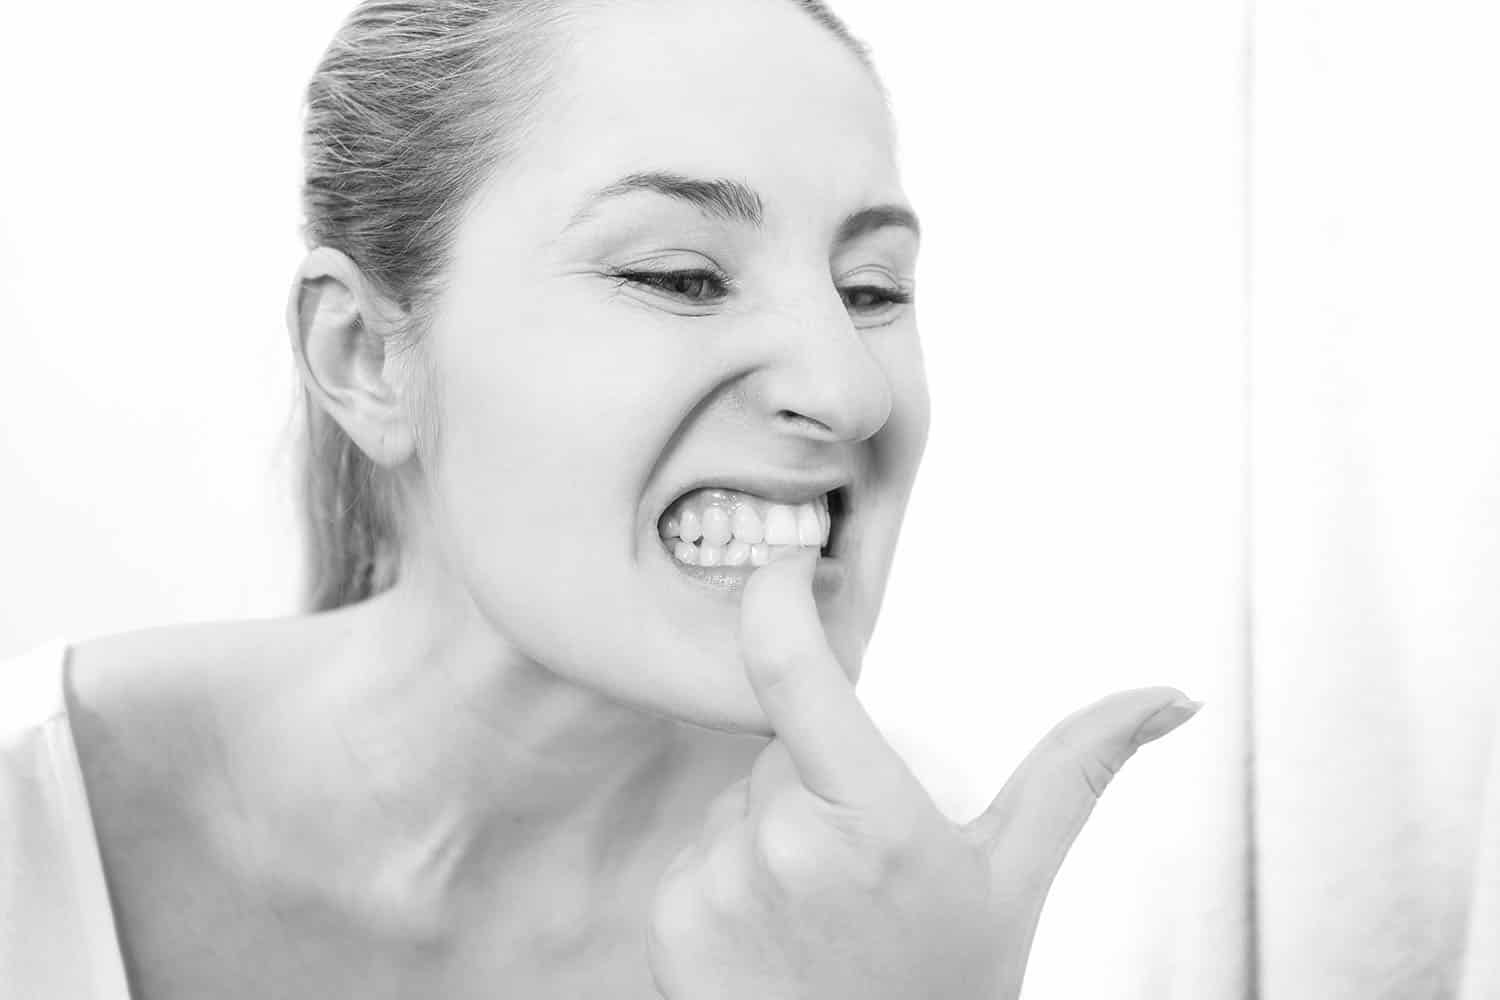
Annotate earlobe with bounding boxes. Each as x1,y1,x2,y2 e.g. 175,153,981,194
286,247,417,469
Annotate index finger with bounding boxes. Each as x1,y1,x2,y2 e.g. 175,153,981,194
738,549,911,809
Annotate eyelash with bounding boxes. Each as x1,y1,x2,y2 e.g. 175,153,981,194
613,268,733,302
611,268,915,314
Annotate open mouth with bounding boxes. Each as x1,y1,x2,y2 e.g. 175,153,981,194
657,486,848,568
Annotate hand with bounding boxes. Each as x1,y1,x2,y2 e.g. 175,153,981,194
647,549,1202,999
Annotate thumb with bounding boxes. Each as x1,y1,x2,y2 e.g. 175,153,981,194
965,687,1202,858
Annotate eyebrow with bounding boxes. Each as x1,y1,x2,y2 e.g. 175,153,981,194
564,170,921,244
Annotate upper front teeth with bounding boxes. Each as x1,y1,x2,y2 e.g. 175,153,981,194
731,505,763,543
660,488,831,551
763,505,799,545
701,506,732,547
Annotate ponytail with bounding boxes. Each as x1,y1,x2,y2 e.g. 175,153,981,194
299,396,403,612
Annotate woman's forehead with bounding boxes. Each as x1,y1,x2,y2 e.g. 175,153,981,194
486,1,899,240
548,2,890,158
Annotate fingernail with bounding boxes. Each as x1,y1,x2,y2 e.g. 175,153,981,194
1135,697,1204,745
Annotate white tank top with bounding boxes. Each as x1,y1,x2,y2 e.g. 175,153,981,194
0,638,133,998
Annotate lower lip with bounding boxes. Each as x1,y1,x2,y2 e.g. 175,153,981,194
658,541,847,596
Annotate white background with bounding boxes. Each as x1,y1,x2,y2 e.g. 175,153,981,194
4,1,1498,996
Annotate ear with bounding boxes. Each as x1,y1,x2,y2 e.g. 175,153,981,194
286,247,417,468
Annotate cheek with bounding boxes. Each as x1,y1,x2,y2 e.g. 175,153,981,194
426,297,664,527
848,333,929,624
426,391,648,678
416,308,682,636
887,330,932,459
866,329,930,500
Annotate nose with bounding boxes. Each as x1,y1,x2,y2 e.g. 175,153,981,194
750,287,895,445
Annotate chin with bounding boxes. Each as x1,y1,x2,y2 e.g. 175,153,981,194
615,621,871,738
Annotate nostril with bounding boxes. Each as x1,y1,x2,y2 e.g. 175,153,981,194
778,410,835,438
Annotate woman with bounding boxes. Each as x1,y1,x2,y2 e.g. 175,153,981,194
0,0,1201,995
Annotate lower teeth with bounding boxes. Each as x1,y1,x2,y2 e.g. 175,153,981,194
671,540,812,567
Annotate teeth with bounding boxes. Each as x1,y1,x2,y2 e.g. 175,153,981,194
661,487,841,563
796,503,822,547
731,505,764,544
763,505,799,545
701,506,732,547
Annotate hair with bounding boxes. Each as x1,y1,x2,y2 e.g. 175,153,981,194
296,0,876,613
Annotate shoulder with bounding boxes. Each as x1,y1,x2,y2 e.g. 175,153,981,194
71,616,302,687
63,615,348,805
60,614,353,861
68,614,343,730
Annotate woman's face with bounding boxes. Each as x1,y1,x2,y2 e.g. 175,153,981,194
416,0,929,732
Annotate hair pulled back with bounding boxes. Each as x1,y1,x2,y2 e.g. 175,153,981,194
296,0,873,613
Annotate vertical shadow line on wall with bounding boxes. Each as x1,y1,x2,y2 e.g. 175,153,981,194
1240,0,1262,994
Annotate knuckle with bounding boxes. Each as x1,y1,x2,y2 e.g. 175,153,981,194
848,810,923,886
754,802,921,896
753,809,822,889
1072,751,1119,800
846,840,900,892
742,629,817,701
747,646,802,700
1043,728,1120,801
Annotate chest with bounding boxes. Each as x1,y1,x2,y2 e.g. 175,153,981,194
104,843,669,1000
123,928,667,1000
91,783,681,1000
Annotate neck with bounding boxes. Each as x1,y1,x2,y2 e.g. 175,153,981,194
225,555,759,945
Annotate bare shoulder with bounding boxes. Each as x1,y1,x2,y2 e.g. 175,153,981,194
68,614,342,734
63,612,358,832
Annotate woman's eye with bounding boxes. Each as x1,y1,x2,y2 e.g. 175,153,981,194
610,268,911,316
840,284,914,314
616,269,729,303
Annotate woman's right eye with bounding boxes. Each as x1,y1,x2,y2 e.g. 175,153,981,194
613,269,730,303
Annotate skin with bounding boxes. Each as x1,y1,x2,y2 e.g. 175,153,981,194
62,0,1198,996
394,0,928,733
652,552,1198,997
71,2,923,995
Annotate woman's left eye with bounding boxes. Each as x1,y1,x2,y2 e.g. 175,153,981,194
840,284,914,314
615,269,729,303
